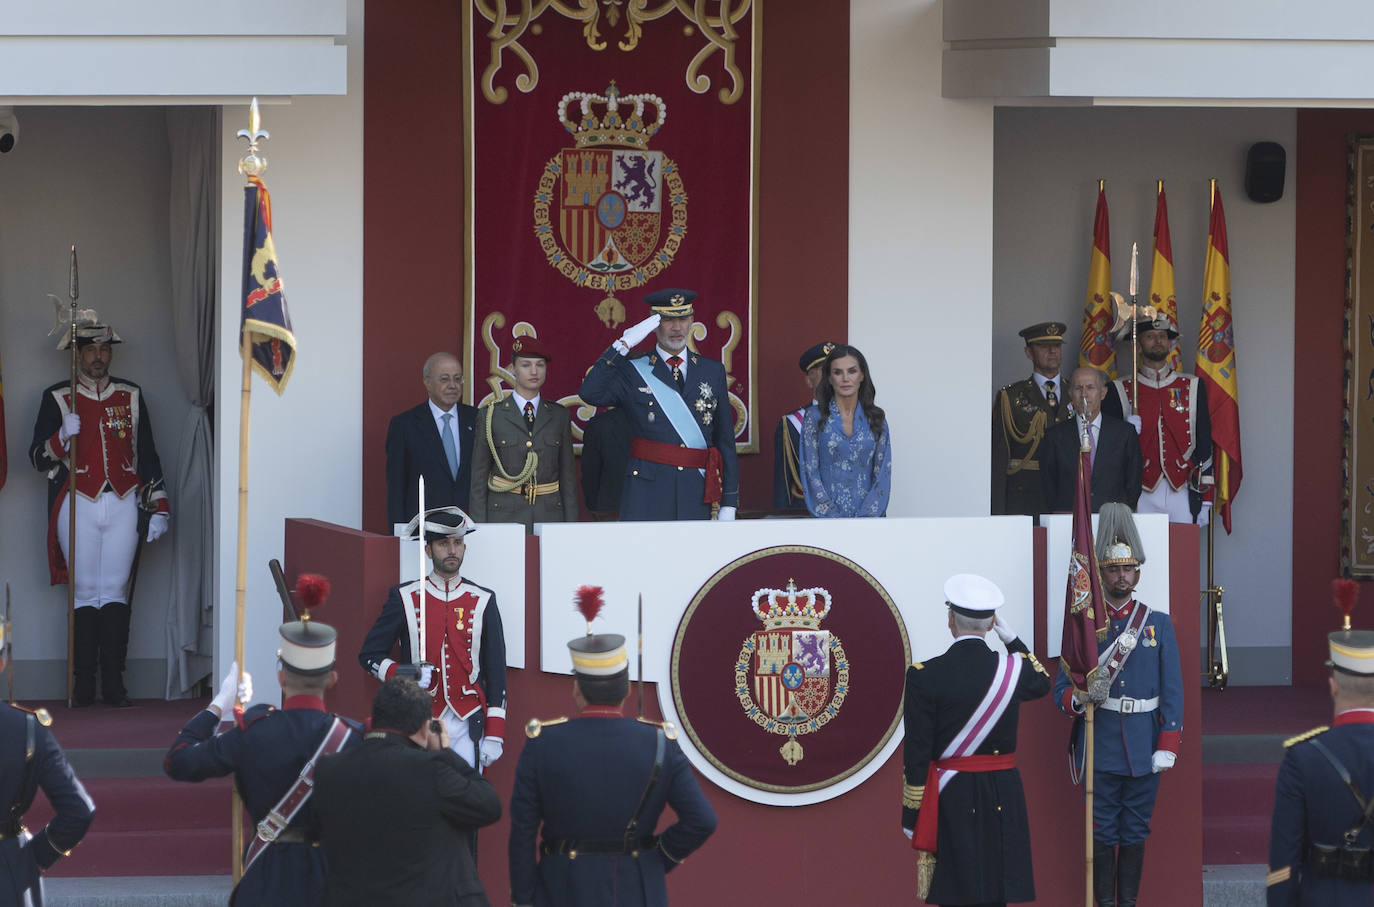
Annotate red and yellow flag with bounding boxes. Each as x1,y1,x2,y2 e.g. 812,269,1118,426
1079,186,1116,378
1149,183,1182,372
1196,184,1242,532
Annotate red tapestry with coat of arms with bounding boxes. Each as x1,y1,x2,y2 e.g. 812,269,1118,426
464,1,758,451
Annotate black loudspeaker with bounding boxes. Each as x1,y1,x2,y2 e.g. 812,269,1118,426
1245,141,1286,203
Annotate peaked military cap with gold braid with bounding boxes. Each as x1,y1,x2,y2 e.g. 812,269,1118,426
645,287,696,318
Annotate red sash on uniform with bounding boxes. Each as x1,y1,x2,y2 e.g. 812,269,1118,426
629,437,723,504
912,753,1017,852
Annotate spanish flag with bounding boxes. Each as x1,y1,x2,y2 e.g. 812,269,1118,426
1079,186,1116,378
1149,183,1182,372
1196,184,1242,532
241,174,296,394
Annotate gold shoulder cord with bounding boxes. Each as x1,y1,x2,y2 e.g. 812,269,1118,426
999,391,1047,475
484,401,539,493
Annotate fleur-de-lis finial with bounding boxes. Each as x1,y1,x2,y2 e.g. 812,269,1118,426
237,97,270,179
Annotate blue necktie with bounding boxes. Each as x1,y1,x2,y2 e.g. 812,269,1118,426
441,412,459,479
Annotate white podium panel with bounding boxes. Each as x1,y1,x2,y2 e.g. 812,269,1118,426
397,523,527,669
539,517,1035,805
1042,512,1173,660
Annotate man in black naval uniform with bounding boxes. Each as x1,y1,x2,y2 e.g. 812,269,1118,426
991,321,1071,516
902,573,1050,906
164,590,361,906
0,618,95,906
1267,607,1374,905
578,288,739,521
509,607,717,906
773,341,835,511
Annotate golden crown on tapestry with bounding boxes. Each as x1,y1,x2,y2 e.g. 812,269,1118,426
558,81,665,150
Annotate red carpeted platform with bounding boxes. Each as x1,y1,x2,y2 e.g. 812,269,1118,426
26,697,213,749
1200,684,1331,735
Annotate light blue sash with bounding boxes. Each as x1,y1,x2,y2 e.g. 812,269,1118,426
630,357,707,475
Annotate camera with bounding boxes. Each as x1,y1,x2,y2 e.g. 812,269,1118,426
0,107,18,153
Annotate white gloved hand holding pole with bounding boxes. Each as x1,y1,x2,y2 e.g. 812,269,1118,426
717,506,736,522
1151,750,1176,773
1125,414,1142,433
210,662,253,719
60,413,81,444
146,513,169,543
615,313,661,354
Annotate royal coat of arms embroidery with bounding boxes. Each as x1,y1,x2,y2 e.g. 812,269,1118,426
735,579,849,766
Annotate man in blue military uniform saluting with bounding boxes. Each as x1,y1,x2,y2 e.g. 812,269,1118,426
902,573,1050,905
0,612,95,906
1267,582,1374,905
1053,504,1184,907
164,576,361,906
509,586,717,906
579,288,739,521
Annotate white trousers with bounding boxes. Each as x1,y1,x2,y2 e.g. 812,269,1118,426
56,490,138,609
441,705,481,768
1137,481,1210,526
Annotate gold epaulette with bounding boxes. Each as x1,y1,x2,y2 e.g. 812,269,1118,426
13,704,52,727
912,662,924,671
1020,652,1049,677
1284,726,1329,748
902,774,925,809
637,717,679,740
525,717,569,739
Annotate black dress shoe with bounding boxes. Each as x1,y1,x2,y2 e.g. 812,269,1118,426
105,696,134,708
72,697,95,708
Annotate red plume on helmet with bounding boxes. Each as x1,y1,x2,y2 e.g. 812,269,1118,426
1333,578,1359,631
296,573,331,620
574,585,605,634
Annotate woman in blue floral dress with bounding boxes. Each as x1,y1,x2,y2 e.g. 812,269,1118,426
800,344,892,517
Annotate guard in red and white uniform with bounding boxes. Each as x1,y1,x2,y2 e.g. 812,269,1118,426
358,506,507,770
1108,312,1213,524
28,323,169,707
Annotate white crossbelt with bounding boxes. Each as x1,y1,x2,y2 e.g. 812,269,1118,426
1101,696,1159,714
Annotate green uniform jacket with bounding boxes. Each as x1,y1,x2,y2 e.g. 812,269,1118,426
470,395,578,529
991,375,1070,516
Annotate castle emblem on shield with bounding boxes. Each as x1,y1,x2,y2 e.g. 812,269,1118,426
532,81,689,328
735,579,849,766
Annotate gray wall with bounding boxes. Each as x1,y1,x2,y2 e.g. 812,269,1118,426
0,106,189,697
993,106,1296,683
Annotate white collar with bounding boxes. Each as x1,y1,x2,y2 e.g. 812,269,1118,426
428,398,458,421
657,344,689,365
509,390,541,411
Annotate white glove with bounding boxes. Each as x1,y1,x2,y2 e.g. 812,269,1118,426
146,513,169,543
210,663,253,718
993,614,1016,645
1197,502,1212,527
903,827,913,840
416,664,435,689
479,736,504,766
59,413,82,443
616,313,661,353
1151,750,1176,773
1125,414,1142,433
717,506,737,522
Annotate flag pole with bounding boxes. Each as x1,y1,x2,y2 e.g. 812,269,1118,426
1129,242,1140,411
230,97,270,885
65,247,79,709
1085,702,1095,907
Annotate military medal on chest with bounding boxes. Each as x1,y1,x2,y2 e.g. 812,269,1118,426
693,381,717,425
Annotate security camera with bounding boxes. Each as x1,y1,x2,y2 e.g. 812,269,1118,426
0,107,19,153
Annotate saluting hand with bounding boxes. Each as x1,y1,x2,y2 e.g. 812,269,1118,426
616,313,661,353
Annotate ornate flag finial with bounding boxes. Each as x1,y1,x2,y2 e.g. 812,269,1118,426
237,97,270,179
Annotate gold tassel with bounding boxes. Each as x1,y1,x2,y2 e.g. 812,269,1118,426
916,850,936,901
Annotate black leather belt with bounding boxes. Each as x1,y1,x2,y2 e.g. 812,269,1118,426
540,835,657,858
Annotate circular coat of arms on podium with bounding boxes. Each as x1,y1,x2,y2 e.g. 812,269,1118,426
669,546,910,796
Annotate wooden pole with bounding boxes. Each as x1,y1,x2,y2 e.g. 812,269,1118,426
230,332,253,882
1085,702,1096,907
65,297,79,709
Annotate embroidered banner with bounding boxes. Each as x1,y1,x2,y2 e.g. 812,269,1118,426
1344,137,1374,573
463,1,759,451
670,546,909,796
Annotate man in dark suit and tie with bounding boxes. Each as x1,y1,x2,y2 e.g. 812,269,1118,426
1040,366,1143,513
385,352,478,532
578,289,739,521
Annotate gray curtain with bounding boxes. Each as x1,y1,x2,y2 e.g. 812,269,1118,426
164,107,218,697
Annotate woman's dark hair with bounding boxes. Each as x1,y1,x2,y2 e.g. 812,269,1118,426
372,677,431,735
816,344,885,440
576,667,631,706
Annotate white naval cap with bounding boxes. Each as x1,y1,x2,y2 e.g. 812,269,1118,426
1329,630,1374,677
944,573,1005,617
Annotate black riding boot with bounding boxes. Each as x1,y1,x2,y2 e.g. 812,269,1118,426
98,602,133,707
73,606,99,706
1093,840,1117,907
1115,842,1145,907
